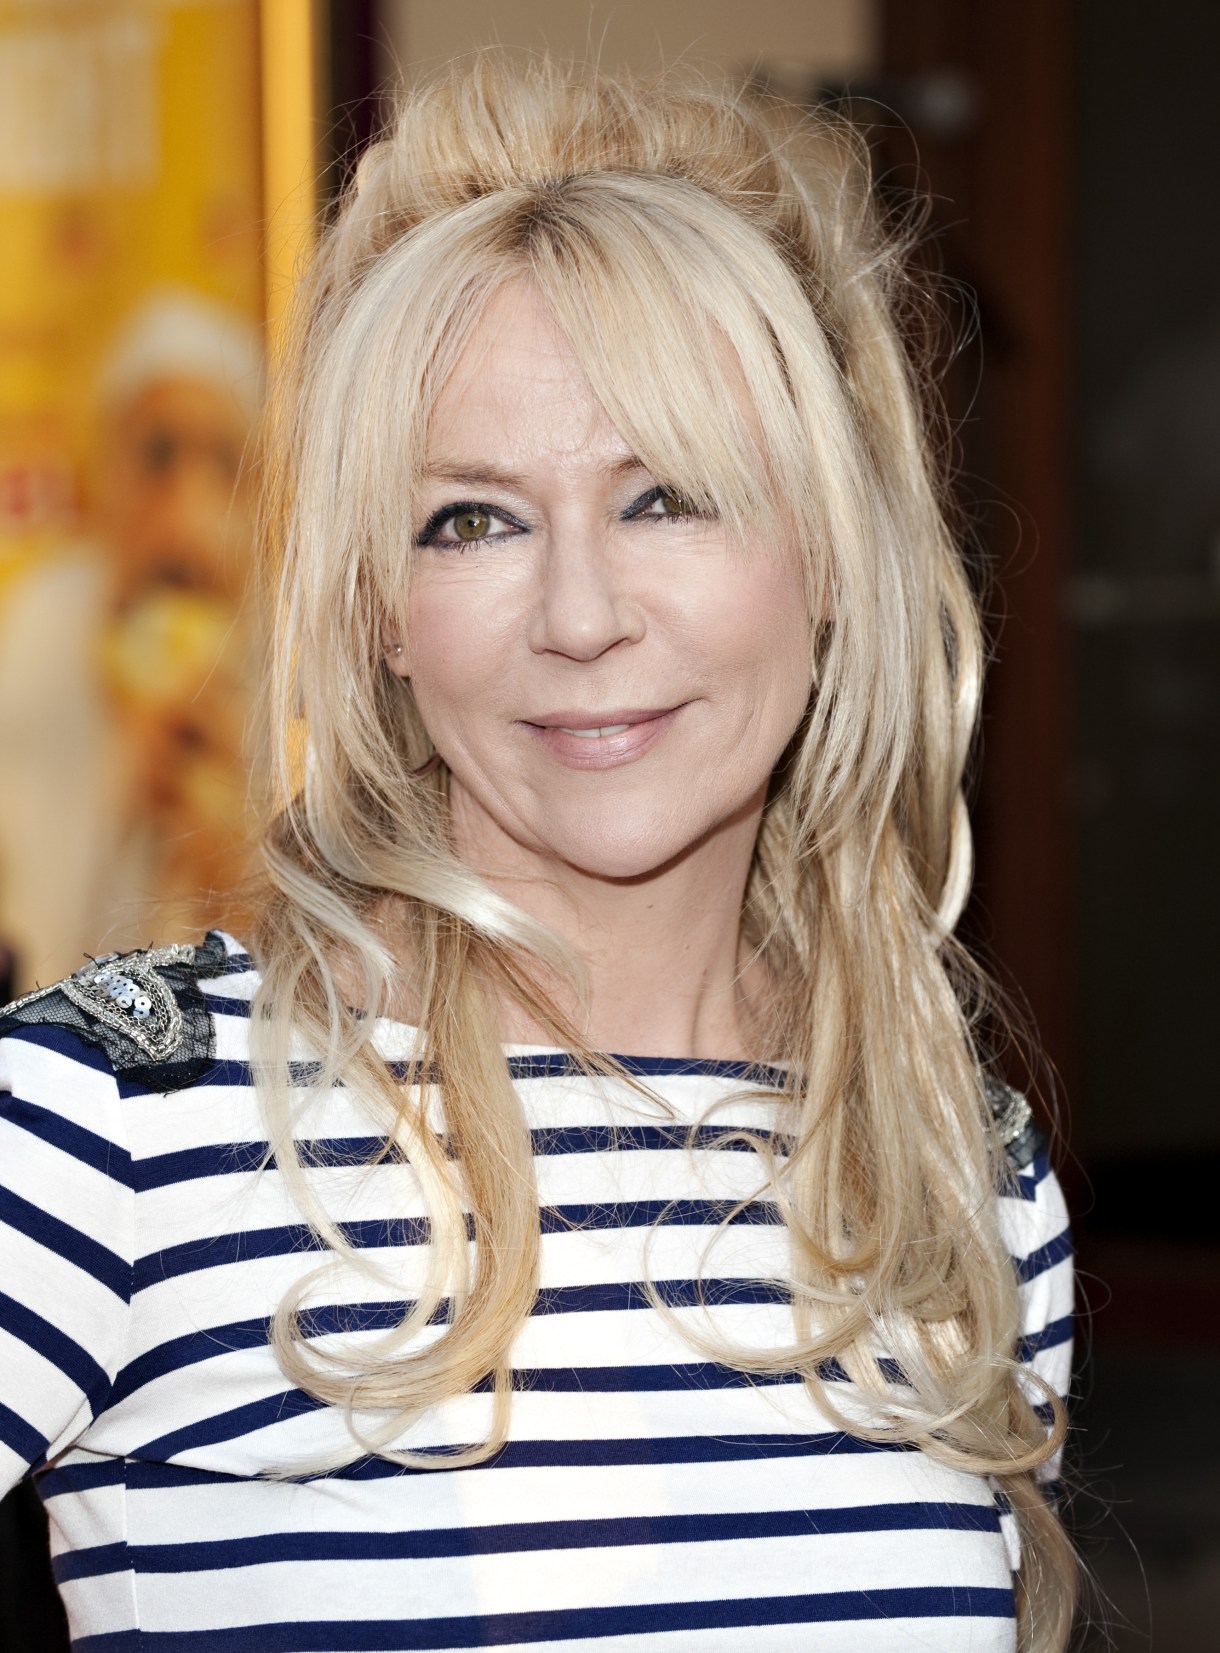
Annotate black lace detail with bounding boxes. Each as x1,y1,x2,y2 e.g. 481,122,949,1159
984,1076,1047,1170
0,931,227,1091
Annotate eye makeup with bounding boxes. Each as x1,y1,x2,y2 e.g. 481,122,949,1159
414,483,712,549
414,501,530,548
621,484,709,521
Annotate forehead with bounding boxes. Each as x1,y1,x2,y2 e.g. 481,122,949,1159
425,281,621,472
423,277,757,482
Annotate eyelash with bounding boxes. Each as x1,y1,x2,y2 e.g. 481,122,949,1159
414,501,526,548
626,485,704,521
413,485,705,549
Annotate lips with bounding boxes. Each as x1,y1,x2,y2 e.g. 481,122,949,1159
521,705,684,769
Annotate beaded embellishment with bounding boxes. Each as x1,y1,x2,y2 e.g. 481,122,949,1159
983,1076,1046,1170
0,932,227,1089
58,944,193,1063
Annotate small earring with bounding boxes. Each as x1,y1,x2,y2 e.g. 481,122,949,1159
385,641,404,658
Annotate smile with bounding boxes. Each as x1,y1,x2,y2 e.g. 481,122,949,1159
522,706,685,769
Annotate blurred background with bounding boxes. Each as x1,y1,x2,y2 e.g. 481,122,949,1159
0,2,1216,1648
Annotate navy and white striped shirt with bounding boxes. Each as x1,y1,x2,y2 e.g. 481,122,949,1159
0,933,1072,1651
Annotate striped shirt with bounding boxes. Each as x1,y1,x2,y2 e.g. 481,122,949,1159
0,933,1073,1651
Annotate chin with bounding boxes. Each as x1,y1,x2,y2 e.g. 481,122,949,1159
530,806,714,884
555,846,680,883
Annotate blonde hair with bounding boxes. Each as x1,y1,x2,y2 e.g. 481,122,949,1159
252,56,1075,1649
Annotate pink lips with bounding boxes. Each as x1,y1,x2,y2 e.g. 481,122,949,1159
522,706,684,769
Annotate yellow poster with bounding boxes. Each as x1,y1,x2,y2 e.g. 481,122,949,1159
0,0,267,990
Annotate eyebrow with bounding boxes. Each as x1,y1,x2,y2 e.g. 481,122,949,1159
422,454,650,489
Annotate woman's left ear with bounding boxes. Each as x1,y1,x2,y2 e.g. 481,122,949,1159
382,637,409,677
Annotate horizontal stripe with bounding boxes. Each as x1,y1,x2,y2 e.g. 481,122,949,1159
135,1387,327,1460
72,1587,1015,1651
198,992,256,1017
0,1094,134,1186
1014,1227,1073,1284
133,1201,784,1291
133,1219,420,1290
535,1276,793,1312
54,1541,129,1584
119,1057,331,1098
111,1279,796,1405
0,1287,111,1401
0,1396,49,1464
505,1052,788,1085
91,1431,911,1494
127,1354,919,1465
0,1184,129,1299
133,1139,270,1191
500,1362,804,1393
134,1363,812,1459
200,944,255,978
110,1314,276,1406
529,1123,786,1155
132,1124,786,1191
0,1018,122,1078
1012,1160,1051,1201
1019,1312,1073,1362
114,1060,238,1101
56,1500,1000,1581
36,1457,126,1498
120,1052,786,1098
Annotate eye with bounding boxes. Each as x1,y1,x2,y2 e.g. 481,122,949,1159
450,508,495,541
415,502,526,548
625,485,702,521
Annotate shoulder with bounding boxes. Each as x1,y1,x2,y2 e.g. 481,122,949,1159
983,1077,1072,1267
0,930,249,1094
983,1076,1048,1172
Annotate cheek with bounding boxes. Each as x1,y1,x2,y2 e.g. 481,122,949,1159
702,551,813,725
404,575,519,733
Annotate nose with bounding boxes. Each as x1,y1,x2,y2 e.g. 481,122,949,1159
527,525,645,660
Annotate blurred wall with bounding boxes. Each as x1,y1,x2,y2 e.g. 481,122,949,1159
378,0,877,84
1072,0,1220,1158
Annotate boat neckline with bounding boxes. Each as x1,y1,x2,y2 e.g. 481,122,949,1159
210,931,788,1085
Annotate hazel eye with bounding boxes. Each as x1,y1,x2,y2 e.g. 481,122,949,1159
626,485,701,521
452,508,492,541
416,502,526,548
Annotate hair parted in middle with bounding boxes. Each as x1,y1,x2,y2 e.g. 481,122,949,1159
252,54,1074,1651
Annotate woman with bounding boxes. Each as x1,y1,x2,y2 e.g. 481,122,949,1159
0,58,1075,1651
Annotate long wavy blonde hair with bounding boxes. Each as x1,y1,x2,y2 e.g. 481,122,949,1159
251,55,1075,1650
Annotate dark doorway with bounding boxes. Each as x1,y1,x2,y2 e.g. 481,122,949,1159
881,3,1220,1647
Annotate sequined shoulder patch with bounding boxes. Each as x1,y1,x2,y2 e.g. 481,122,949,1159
0,931,228,1090
983,1076,1048,1171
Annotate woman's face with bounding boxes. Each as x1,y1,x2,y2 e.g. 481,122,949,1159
393,281,812,884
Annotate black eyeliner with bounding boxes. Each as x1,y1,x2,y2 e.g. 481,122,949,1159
621,484,666,519
622,484,708,521
414,500,530,547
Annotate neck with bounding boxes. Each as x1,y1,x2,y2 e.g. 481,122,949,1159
451,789,767,1062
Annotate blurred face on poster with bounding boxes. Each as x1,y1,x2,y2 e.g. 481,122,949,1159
0,0,266,977
92,289,261,891
102,375,249,611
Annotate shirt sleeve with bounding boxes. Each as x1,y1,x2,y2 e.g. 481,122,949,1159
0,1025,134,1492
1000,1150,1074,1479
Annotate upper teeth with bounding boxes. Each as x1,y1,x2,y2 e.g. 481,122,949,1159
558,725,631,738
